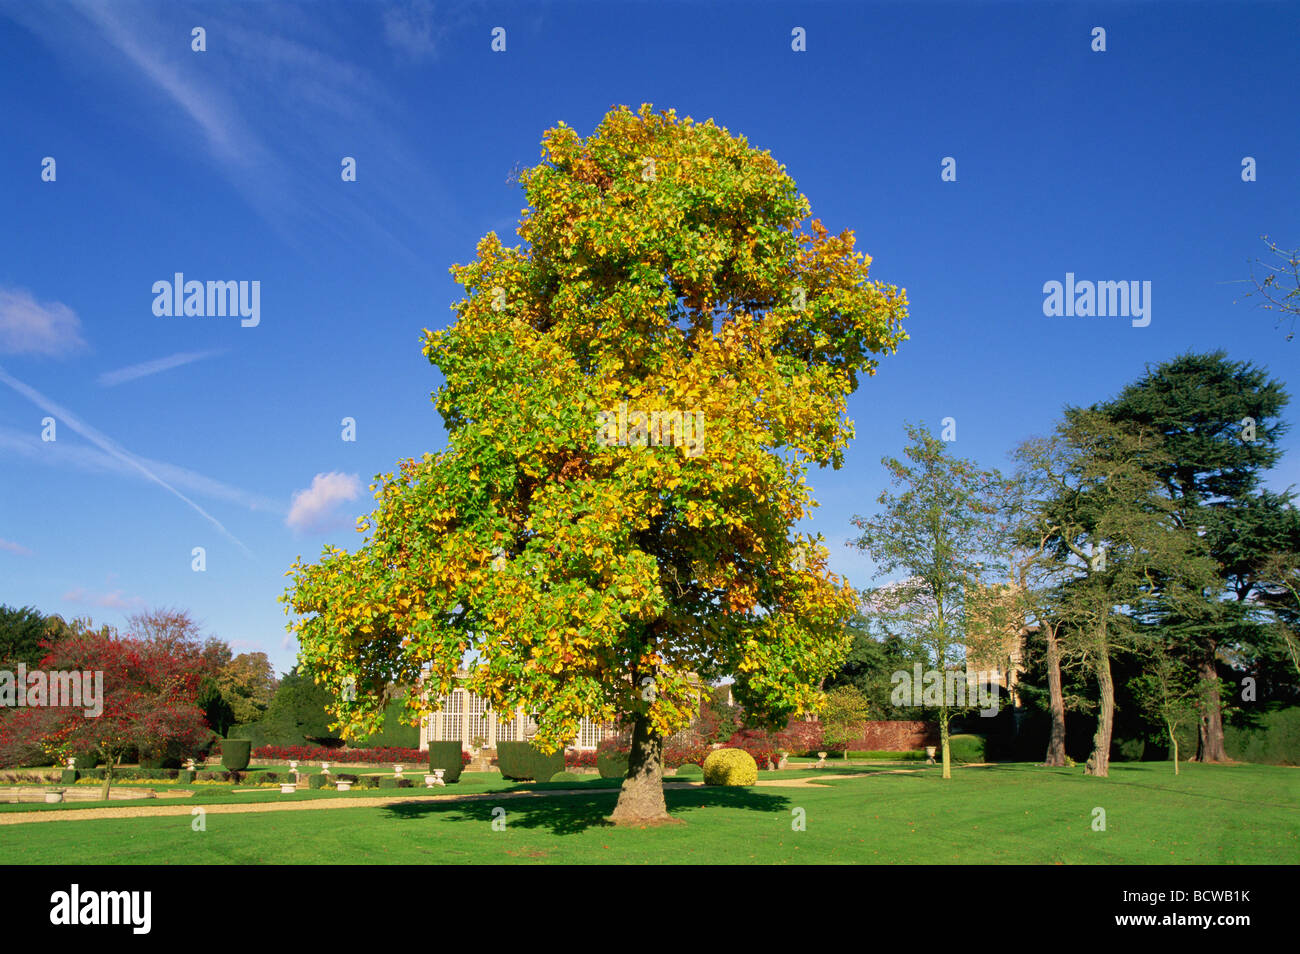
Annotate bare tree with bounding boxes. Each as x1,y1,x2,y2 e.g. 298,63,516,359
1237,235,1299,341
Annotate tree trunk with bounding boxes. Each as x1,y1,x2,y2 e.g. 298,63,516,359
1085,650,1114,777
1043,624,1067,767
99,754,118,802
608,711,674,826
1194,653,1228,762
1169,722,1180,775
939,708,951,780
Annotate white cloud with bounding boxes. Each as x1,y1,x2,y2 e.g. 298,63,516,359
287,472,363,532
383,0,443,61
0,538,33,557
61,586,147,611
0,287,87,357
98,350,221,387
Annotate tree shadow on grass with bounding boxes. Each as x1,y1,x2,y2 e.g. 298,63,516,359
380,785,792,835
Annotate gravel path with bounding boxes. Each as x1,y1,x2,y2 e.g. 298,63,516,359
0,773,880,825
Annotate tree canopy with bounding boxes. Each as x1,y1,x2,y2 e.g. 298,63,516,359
283,104,908,822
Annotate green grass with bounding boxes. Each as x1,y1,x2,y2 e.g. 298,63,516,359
0,762,1293,864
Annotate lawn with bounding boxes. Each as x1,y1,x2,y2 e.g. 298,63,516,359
1,762,1294,864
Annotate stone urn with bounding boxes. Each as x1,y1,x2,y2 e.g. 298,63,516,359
424,774,437,788
926,746,937,764
321,762,330,775
816,751,827,766
433,768,446,786
777,752,789,770
45,788,66,803
394,764,403,778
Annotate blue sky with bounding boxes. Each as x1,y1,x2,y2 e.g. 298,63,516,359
1,0,1296,675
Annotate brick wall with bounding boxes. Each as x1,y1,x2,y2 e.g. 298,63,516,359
849,721,939,750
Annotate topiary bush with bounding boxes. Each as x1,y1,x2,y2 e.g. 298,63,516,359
673,763,703,777
426,741,465,783
947,734,987,763
549,771,583,783
703,748,758,786
60,769,78,784
220,739,252,772
496,742,565,782
177,770,195,784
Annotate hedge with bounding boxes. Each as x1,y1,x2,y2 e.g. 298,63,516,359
673,763,703,777
496,742,565,782
1225,706,1300,765
596,748,629,779
426,741,465,783
77,767,182,781
947,734,987,763
845,750,927,761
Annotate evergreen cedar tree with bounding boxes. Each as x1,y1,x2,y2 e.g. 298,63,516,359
283,104,908,823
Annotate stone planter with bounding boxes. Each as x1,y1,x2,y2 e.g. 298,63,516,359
45,789,65,804
926,746,937,763
279,783,296,794
336,779,352,791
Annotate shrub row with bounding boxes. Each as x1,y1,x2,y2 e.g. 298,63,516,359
844,750,928,761
252,745,432,764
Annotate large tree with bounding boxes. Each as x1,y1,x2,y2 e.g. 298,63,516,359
0,604,49,668
0,626,211,797
282,104,908,824
1025,407,1217,777
1103,351,1290,761
851,423,1007,779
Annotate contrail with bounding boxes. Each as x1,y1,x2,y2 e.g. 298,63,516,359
0,364,255,559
